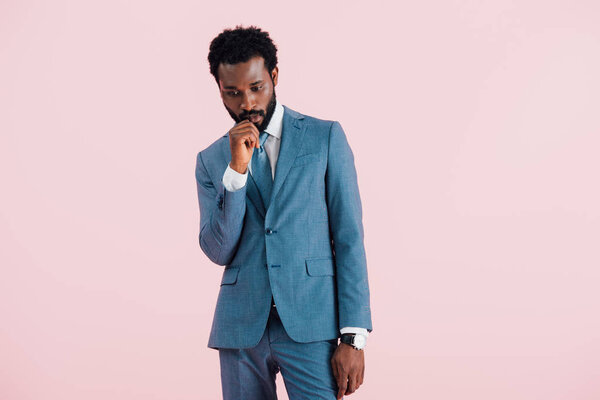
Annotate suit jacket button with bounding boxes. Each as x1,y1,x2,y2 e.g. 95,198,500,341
265,228,272,235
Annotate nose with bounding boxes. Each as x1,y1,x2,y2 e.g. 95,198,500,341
240,91,256,112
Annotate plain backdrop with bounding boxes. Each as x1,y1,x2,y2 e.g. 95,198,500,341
1,1,599,399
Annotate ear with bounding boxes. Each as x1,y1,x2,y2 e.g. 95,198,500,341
271,66,279,87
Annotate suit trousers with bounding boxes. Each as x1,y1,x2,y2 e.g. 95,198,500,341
218,300,342,399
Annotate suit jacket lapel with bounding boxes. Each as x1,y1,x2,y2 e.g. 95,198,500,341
267,105,305,209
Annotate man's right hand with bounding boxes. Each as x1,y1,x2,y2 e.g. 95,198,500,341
228,119,261,174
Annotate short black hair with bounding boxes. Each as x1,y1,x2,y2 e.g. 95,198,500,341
207,25,278,85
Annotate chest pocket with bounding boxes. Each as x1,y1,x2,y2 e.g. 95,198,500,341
291,152,319,168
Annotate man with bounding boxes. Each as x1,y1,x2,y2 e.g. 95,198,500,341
195,25,373,400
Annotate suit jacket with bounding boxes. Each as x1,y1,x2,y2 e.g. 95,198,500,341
195,104,372,349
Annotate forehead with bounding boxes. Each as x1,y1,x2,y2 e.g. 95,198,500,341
218,56,269,89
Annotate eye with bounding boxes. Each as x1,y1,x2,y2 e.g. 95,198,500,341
226,91,239,96
251,86,263,92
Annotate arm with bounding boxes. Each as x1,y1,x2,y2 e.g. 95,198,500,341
325,121,373,333
195,152,247,266
326,121,372,399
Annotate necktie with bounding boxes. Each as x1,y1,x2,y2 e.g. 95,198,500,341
252,131,273,209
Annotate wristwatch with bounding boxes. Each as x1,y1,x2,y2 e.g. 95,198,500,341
340,333,366,350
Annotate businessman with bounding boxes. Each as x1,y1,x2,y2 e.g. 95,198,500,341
195,25,373,400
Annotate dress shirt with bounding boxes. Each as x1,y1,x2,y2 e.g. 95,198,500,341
222,98,368,341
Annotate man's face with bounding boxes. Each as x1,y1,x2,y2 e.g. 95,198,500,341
218,55,279,132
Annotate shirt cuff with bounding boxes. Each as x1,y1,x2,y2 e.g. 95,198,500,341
340,327,369,338
222,163,248,192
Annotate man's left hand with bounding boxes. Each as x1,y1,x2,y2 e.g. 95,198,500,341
330,341,365,399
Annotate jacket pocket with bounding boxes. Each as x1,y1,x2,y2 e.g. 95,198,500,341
305,258,335,276
291,152,319,168
220,266,240,285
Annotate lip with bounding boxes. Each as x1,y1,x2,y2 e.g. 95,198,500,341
249,114,262,123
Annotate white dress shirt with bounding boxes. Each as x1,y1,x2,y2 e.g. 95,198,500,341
222,99,368,342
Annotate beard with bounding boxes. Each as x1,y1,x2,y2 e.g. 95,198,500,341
224,88,277,132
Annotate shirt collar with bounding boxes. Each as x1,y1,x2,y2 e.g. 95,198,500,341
263,98,283,139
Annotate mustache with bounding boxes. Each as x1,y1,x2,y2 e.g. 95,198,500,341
239,109,265,120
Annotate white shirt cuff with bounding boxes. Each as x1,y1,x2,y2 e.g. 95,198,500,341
340,327,369,338
222,163,248,192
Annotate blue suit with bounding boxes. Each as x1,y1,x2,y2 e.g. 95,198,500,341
195,105,372,351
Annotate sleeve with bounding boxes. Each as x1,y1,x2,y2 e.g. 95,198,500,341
195,151,247,266
325,121,373,333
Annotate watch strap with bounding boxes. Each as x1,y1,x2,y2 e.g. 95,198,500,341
340,334,354,346
340,333,364,350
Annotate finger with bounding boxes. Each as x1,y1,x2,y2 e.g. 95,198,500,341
337,381,346,400
245,132,257,148
235,118,260,132
242,124,261,147
235,119,254,126
233,132,255,149
242,136,255,149
240,119,260,134
232,127,260,147
232,130,258,147
232,122,257,139
333,364,344,396
337,371,348,399
346,374,357,394
231,126,258,135
360,362,365,386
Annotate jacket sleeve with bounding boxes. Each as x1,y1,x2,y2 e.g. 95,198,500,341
325,121,373,333
195,151,247,266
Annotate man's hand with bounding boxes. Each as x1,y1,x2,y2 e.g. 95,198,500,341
229,119,260,174
331,341,365,399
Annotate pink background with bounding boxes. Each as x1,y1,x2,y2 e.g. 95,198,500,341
2,1,600,399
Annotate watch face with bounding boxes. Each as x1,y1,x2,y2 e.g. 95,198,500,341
354,335,366,349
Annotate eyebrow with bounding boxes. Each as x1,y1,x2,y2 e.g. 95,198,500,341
223,80,264,90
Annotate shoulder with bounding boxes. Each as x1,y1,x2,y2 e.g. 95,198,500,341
283,104,339,132
196,131,229,167
284,105,348,149
283,105,350,157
